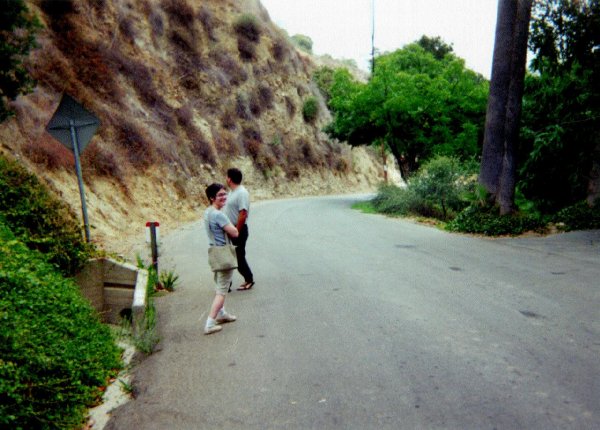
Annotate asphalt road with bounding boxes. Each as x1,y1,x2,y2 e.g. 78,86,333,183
107,195,600,430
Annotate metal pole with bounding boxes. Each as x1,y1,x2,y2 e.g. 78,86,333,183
149,223,158,273
69,120,91,242
371,0,375,73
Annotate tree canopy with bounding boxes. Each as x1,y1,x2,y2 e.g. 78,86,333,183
518,0,600,211
323,41,488,179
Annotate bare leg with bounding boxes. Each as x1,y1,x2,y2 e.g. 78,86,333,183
209,293,225,319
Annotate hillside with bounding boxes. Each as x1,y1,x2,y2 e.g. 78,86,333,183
0,0,397,257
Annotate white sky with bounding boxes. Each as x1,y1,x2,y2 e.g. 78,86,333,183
260,0,499,78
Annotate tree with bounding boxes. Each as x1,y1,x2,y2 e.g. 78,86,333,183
519,0,600,210
325,42,488,179
416,35,454,60
479,0,533,214
0,0,40,121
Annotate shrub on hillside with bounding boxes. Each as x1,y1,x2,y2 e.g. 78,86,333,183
22,136,73,170
198,5,217,41
149,8,164,38
284,96,296,117
302,97,319,123
0,224,121,429
291,34,313,53
161,0,195,27
235,94,251,119
210,50,247,86
116,120,156,168
271,39,287,61
81,142,125,183
237,36,256,61
233,14,261,42
0,155,93,276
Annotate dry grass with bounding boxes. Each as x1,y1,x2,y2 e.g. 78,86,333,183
81,142,125,182
198,5,217,41
284,96,296,118
22,135,74,170
210,49,247,86
116,119,156,168
161,0,195,28
15,0,363,203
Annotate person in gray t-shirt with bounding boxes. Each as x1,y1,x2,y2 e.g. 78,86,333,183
203,183,239,335
225,168,255,290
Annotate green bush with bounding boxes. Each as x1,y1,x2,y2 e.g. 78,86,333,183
371,156,473,219
410,156,472,219
0,223,122,429
302,97,319,123
0,155,94,276
552,201,600,231
371,184,426,216
446,204,545,236
291,34,313,53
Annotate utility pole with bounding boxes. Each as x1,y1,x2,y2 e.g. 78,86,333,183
371,0,375,74
371,0,387,182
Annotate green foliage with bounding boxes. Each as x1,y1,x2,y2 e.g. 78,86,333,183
372,157,474,219
291,34,313,53
552,201,600,231
409,156,473,219
233,14,261,43
446,205,546,236
0,0,41,121
159,270,179,292
0,155,94,276
312,66,336,102
519,0,600,211
302,97,319,123
325,41,488,176
0,224,122,429
416,35,454,60
371,184,425,216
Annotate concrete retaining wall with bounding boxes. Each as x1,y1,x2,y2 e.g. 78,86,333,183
76,258,147,327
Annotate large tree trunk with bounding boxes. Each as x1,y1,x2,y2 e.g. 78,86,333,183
497,0,533,214
588,141,600,206
479,0,518,196
479,0,533,214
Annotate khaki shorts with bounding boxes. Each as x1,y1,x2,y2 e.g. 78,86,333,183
213,269,234,295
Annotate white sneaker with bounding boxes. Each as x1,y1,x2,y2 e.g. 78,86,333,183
204,324,222,335
216,313,237,324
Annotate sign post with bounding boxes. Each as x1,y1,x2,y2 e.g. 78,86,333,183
46,94,100,242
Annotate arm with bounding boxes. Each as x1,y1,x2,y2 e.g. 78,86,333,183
236,209,248,232
223,223,239,238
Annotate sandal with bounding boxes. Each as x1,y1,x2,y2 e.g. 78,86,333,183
237,282,255,291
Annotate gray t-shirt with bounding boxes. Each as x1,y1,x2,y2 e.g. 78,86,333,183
224,185,250,226
204,207,231,246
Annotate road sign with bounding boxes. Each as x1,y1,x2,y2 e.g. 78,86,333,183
46,93,100,153
46,94,100,242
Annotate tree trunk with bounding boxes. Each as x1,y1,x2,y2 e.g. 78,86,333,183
498,0,533,215
479,0,518,197
588,141,600,206
479,0,533,214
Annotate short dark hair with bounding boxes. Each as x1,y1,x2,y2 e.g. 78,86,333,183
205,183,225,202
227,168,243,185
